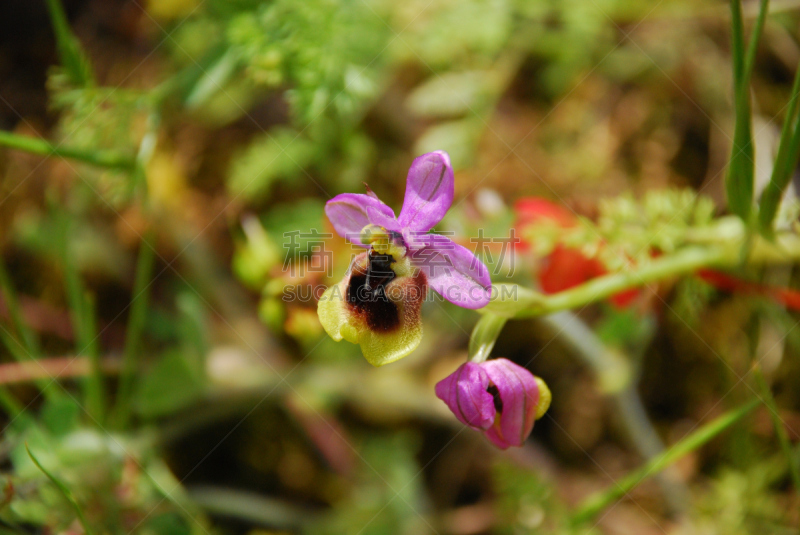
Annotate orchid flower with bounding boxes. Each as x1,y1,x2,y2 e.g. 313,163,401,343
435,358,551,449
317,151,492,366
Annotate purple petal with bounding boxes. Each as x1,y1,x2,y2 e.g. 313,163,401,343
366,206,401,233
325,193,396,245
409,234,491,309
398,151,454,232
435,363,495,429
481,359,539,449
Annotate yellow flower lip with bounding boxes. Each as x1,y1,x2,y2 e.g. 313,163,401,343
317,251,428,366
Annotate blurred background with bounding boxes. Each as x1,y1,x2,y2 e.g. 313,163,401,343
1,0,800,533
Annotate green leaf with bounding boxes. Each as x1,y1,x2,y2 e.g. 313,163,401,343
44,0,94,87
0,131,135,170
406,71,490,119
112,234,156,429
753,367,800,496
725,0,755,221
41,396,80,438
759,48,800,232
413,118,482,170
184,48,242,109
134,350,205,417
227,129,316,202
25,445,94,535
571,399,759,525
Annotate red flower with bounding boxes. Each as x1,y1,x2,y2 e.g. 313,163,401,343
513,197,638,308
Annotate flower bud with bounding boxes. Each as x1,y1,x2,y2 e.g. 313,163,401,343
435,358,550,449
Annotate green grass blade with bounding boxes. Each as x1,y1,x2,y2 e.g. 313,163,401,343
0,131,135,170
26,445,94,535
112,235,156,429
468,313,507,363
0,261,54,399
0,329,53,397
726,0,756,221
759,64,800,232
570,399,759,526
82,292,105,423
44,0,94,87
753,366,800,493
60,220,104,422
184,48,241,109
0,387,23,419
743,0,769,81
0,261,41,358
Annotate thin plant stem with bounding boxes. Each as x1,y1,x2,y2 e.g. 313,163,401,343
112,234,156,429
753,366,800,494
0,387,23,419
727,0,755,221
43,0,93,86
486,223,800,320
743,0,770,81
571,399,759,526
61,222,103,422
0,131,134,170
540,312,687,514
0,261,41,357
0,261,53,398
187,486,314,530
82,292,105,423
0,329,52,395
26,445,94,535
468,313,507,363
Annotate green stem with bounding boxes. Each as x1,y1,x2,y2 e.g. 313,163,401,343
61,225,103,421
0,261,52,398
571,399,759,526
487,224,800,320
540,312,687,514
0,261,41,358
743,0,770,82
26,445,94,535
0,329,51,396
0,131,134,170
759,28,800,230
468,313,507,363
495,246,729,319
44,0,93,87
82,292,105,423
187,486,313,530
753,366,800,493
727,0,755,221
0,386,23,419
112,235,156,429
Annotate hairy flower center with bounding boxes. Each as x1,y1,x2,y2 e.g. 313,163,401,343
360,224,405,257
347,251,400,332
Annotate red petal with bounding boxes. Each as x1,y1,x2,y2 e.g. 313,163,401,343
538,245,603,294
513,198,577,229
